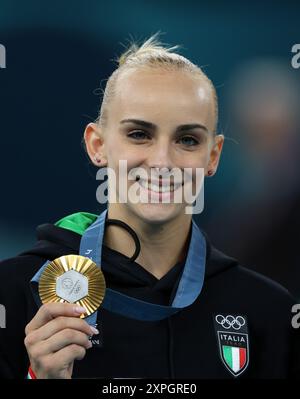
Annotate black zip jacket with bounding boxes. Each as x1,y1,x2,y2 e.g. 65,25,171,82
0,219,299,379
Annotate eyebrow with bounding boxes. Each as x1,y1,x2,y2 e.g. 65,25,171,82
120,118,209,133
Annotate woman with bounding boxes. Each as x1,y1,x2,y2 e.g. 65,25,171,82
0,35,299,379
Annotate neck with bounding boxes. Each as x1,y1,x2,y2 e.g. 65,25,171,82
103,204,192,279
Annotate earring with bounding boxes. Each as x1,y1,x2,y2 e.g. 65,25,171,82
94,155,101,164
207,170,214,176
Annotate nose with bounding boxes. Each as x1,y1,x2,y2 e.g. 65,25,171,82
146,138,174,172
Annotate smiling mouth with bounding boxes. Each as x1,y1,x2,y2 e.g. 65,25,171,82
135,177,184,193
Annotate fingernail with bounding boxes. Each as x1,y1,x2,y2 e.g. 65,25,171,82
74,306,86,314
90,326,99,335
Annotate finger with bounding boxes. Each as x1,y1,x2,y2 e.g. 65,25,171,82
32,316,97,342
42,329,92,354
51,344,87,367
25,303,86,334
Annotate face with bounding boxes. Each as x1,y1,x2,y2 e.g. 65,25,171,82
85,68,224,225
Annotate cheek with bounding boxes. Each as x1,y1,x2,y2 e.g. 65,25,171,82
105,144,141,183
106,139,127,169
179,150,209,170
180,151,209,186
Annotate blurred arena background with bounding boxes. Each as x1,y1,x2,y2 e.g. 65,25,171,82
0,0,300,297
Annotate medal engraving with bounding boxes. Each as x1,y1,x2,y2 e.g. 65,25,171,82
56,270,89,303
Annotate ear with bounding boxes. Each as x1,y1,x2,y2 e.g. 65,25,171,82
83,123,108,167
207,134,224,176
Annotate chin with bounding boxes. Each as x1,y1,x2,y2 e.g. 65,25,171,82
128,202,184,225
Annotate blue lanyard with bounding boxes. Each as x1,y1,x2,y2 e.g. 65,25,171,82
31,209,206,324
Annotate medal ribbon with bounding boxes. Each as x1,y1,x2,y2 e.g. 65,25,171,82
30,208,206,323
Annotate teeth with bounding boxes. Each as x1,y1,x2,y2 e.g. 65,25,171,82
138,180,181,193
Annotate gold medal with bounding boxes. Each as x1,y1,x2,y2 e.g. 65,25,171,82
38,255,106,318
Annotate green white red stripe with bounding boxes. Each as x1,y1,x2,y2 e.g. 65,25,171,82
27,366,36,379
223,346,246,373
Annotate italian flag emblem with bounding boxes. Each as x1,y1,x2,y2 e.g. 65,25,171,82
217,332,249,376
214,314,249,377
222,345,247,375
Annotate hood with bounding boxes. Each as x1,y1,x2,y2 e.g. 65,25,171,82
21,211,238,279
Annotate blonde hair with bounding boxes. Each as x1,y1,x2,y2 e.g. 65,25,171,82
97,33,218,133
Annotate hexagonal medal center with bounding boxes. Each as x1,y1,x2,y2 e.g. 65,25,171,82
56,270,88,303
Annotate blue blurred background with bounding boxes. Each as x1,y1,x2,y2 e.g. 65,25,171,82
1,0,300,296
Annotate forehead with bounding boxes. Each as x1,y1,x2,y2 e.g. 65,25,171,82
109,68,215,129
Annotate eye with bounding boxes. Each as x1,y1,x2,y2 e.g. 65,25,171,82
178,136,200,146
127,130,150,140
